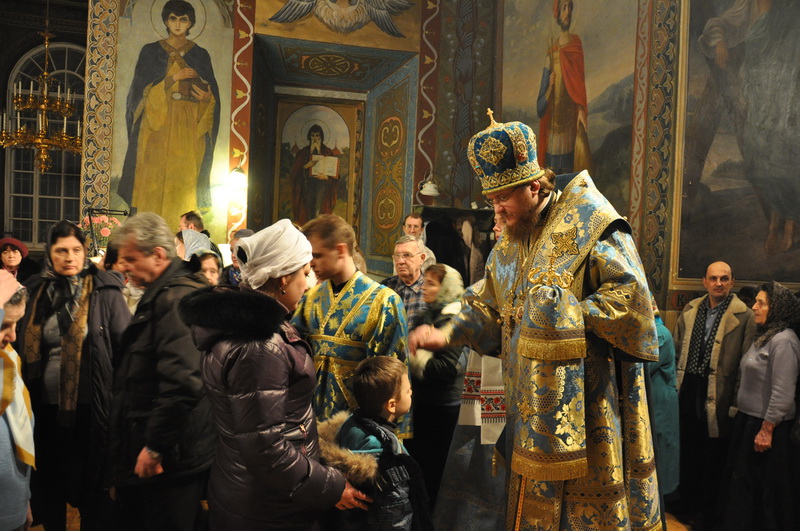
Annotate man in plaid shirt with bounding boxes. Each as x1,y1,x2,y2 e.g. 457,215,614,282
382,235,428,326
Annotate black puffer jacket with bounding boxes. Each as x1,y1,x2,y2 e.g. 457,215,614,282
107,258,215,486
180,287,346,530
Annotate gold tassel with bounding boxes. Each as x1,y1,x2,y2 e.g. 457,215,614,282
517,337,587,361
511,452,588,481
491,447,507,477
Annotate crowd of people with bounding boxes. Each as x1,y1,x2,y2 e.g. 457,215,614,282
0,114,799,531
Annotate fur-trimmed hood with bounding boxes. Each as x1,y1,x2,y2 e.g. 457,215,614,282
317,411,381,487
179,286,289,351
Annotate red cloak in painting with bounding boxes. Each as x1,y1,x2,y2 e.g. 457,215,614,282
537,34,591,172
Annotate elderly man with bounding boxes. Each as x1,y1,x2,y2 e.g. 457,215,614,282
672,261,755,529
291,214,411,437
109,212,215,531
382,235,428,326
411,113,662,530
399,213,436,273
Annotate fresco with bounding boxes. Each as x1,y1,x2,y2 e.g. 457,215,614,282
258,0,420,52
677,0,800,282
269,0,413,37
109,0,232,235
500,0,637,215
273,100,362,226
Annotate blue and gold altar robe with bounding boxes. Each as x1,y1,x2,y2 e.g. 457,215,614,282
443,171,662,530
292,271,411,437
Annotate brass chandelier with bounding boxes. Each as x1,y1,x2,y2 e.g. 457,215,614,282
0,12,81,173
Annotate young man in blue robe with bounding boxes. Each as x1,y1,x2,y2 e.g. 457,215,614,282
293,214,412,437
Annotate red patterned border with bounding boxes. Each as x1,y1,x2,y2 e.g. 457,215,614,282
413,0,441,198
228,0,255,234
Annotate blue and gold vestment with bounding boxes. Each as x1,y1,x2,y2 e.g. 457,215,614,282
443,171,662,530
292,271,411,437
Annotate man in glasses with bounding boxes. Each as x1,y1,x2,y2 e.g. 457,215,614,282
382,235,428,326
411,112,662,530
401,213,436,272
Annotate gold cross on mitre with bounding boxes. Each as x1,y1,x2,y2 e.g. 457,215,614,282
487,108,499,127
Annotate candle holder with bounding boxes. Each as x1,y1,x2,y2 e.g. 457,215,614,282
0,17,81,172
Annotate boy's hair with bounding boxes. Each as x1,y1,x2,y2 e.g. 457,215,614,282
352,356,406,418
301,214,355,255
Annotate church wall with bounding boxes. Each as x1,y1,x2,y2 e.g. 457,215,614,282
418,0,498,209
67,0,799,305
247,40,276,230
363,58,418,275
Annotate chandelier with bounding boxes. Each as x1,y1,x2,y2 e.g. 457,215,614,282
0,13,81,173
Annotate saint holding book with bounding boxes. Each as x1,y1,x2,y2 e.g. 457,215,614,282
290,123,341,225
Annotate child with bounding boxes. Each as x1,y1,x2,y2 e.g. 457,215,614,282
318,356,434,531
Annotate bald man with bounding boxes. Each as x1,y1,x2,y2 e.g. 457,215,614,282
671,261,756,528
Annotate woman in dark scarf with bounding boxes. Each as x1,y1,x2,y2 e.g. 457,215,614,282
17,220,130,530
722,281,800,530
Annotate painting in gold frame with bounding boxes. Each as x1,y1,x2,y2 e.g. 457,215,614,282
498,0,640,216
272,97,363,226
671,0,800,287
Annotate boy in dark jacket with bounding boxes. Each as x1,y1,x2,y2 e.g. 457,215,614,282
319,357,433,531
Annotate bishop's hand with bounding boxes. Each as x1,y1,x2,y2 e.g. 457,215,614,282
409,324,446,354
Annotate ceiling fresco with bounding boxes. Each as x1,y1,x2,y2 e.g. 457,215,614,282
256,35,415,91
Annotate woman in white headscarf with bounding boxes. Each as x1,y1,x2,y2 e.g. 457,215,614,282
179,219,370,530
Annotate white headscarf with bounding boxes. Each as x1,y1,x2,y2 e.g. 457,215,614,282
181,230,214,261
237,219,312,290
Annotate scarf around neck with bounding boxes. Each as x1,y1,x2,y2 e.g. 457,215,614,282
685,294,733,376
24,273,93,425
754,281,800,348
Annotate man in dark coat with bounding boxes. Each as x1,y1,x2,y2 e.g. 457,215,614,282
108,212,215,531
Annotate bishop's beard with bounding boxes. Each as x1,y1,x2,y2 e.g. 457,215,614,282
504,206,541,243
